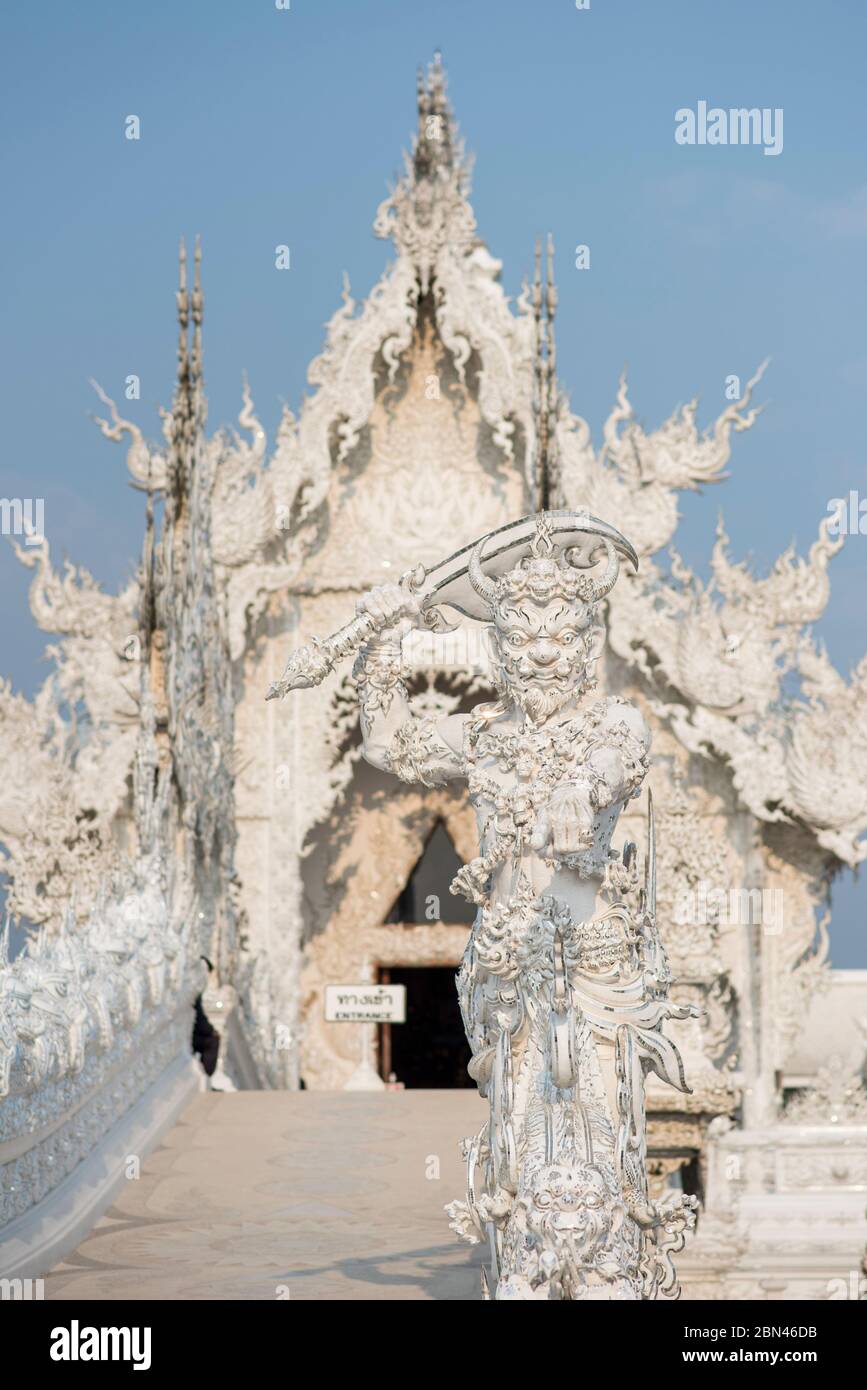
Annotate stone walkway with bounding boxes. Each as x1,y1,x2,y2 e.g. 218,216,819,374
45,1090,487,1301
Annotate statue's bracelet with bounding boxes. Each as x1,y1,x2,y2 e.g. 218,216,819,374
358,637,403,659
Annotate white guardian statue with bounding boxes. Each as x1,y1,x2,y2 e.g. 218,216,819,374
270,509,698,1300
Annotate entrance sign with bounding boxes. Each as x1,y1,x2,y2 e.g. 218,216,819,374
324,985,406,1024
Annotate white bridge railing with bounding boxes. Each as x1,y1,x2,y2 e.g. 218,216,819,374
0,868,202,1278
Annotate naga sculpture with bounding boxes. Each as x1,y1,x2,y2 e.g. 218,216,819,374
270,509,698,1300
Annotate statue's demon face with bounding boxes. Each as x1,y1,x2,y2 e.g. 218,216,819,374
519,1162,621,1269
492,597,600,722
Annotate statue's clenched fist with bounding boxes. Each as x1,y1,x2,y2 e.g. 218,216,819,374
529,782,595,857
356,583,421,641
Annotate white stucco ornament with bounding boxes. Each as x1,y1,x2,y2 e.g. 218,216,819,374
273,510,698,1299
3,52,866,1294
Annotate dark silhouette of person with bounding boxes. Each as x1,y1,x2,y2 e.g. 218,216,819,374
192,956,220,1077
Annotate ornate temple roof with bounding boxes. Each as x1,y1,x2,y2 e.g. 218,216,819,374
1,52,865,958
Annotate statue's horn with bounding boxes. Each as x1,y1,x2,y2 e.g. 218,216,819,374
569,538,620,602
468,538,499,610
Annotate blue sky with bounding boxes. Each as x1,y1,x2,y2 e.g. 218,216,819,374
1,0,865,960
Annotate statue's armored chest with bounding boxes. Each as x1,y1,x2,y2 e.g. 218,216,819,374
464,703,609,812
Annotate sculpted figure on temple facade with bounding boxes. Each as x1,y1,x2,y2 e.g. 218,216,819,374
350,511,698,1300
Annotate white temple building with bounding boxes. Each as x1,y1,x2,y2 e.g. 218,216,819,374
1,56,865,1299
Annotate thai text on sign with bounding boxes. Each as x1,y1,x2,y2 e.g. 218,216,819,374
324,985,407,1023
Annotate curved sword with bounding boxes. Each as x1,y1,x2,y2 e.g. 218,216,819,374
265,510,638,699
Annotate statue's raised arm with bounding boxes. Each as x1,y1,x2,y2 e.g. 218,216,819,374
351,582,466,786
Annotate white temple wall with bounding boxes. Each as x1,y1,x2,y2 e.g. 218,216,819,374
231,311,529,1089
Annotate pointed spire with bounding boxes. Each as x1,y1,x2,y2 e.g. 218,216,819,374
169,235,206,504
171,238,192,493
532,232,559,511
374,55,475,286
191,235,205,430
414,50,454,178
176,236,190,381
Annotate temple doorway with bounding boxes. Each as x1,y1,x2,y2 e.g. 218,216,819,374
383,820,476,927
373,820,475,1086
377,965,473,1088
